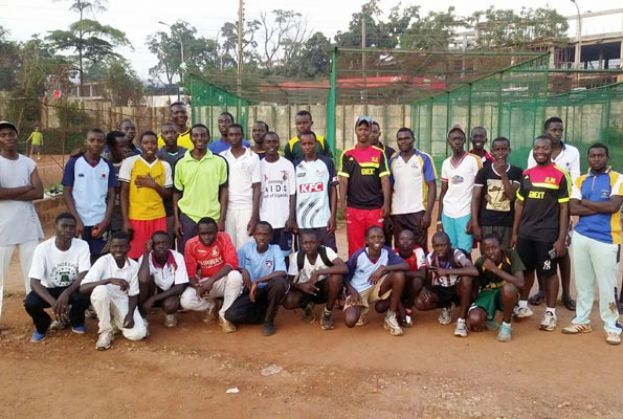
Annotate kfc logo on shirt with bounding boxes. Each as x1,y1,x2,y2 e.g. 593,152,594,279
299,182,324,193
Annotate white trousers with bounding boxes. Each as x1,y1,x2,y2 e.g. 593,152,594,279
225,207,253,249
0,240,39,320
90,284,147,341
180,270,243,318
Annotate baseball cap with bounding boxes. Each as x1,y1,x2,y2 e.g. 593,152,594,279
446,123,465,138
0,120,18,134
355,116,373,127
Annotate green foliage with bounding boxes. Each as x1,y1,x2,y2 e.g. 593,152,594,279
0,26,20,90
401,8,463,50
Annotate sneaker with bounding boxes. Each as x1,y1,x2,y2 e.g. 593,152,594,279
263,322,276,336
356,310,368,327
320,308,334,330
539,311,557,331
30,330,47,343
220,317,237,333
164,314,178,328
202,309,217,323
454,318,468,337
303,302,315,323
71,325,87,334
485,319,500,331
496,323,512,342
562,323,592,334
606,332,621,346
401,315,413,328
513,306,534,319
384,313,404,336
438,308,451,325
96,331,113,350
50,319,67,331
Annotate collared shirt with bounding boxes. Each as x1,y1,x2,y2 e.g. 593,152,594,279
184,233,238,279
82,253,140,297
390,150,436,215
469,149,494,165
293,155,338,229
346,246,404,293
572,168,623,244
221,146,261,209
119,155,172,220
209,138,251,155
138,249,189,291
338,145,390,209
157,129,192,150
527,141,581,182
285,134,332,162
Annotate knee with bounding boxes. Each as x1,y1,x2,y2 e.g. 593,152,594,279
139,274,153,286
271,276,288,293
90,285,109,302
391,271,406,285
162,297,180,314
227,270,243,288
179,288,195,310
123,326,147,341
343,309,358,328
502,283,518,297
282,293,301,310
467,309,486,332
412,277,424,292
414,296,431,311
327,274,342,290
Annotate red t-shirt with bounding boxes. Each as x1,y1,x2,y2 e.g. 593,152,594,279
184,232,238,278
394,247,426,271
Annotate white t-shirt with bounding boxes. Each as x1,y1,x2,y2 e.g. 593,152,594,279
390,150,436,215
294,156,338,229
137,250,189,291
527,142,581,182
0,154,44,245
221,147,261,209
260,157,296,229
441,153,482,218
82,253,140,297
29,237,91,288
287,246,339,283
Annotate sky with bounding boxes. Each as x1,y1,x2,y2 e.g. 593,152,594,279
1,0,622,80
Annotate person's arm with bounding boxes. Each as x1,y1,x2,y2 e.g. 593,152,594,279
380,175,391,217
312,257,349,278
286,193,296,232
569,198,597,216
423,179,436,230
436,263,479,278
4,168,44,201
0,184,34,200
94,186,116,235
151,283,186,303
62,186,84,237
124,295,139,328
470,185,483,241
134,174,172,199
137,245,152,286
327,183,338,233
247,182,260,233
481,259,524,289
218,185,228,232
553,202,570,257
254,271,287,285
511,200,523,248
578,196,623,214
338,176,348,211
498,165,516,202
198,265,233,295
120,181,131,232
437,181,448,230
30,279,58,307
172,189,183,237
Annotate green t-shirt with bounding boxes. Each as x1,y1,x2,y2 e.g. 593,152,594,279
474,249,525,291
30,131,43,145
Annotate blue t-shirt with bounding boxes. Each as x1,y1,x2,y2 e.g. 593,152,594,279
209,138,251,154
346,246,404,293
237,241,286,287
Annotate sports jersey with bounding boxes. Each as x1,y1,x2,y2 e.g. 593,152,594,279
346,246,404,293
469,149,494,165
138,250,189,291
29,238,91,288
221,147,261,209
157,129,192,150
426,249,470,288
156,147,187,216
572,168,623,245
237,241,286,283
516,163,570,242
118,155,172,220
441,153,482,218
390,150,436,215
394,247,426,271
294,156,338,229
184,233,238,279
338,145,389,209
474,163,523,227
287,246,339,283
527,142,580,181
260,157,295,229
474,249,524,291
284,134,332,162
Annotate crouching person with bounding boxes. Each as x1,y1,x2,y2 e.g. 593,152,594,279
179,217,243,333
283,230,348,330
343,226,408,336
467,234,525,342
138,231,188,328
80,231,147,350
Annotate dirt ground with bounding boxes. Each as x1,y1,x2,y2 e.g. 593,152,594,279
1,156,622,419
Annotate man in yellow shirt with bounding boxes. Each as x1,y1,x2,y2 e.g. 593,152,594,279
284,110,332,162
27,127,43,160
157,102,192,150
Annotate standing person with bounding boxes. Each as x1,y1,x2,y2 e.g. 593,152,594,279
221,124,261,249
338,116,390,257
173,124,228,252
370,121,396,161
512,135,570,331
293,131,339,251
389,127,437,252
119,119,141,155
24,213,91,342
62,128,117,261
157,102,192,150
470,137,523,249
438,124,482,253
80,231,147,350
251,121,269,158
259,132,296,258
119,131,172,259
469,127,494,165
527,117,580,311
179,217,242,333
224,222,289,336
209,112,250,154
0,120,44,323
104,131,131,234
564,143,623,345
157,122,187,246
26,126,43,160
284,110,332,162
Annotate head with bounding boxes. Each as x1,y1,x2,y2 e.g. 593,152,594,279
396,127,415,153
109,231,131,262
119,119,136,142
139,130,159,158
365,225,385,251
227,124,244,147
543,117,563,144
169,101,188,128
370,121,381,146
0,121,18,151
253,221,273,251
299,131,317,159
532,135,553,165
491,137,511,162
54,212,76,242
84,128,106,157
106,130,130,161
190,123,210,151
481,233,504,264
355,116,373,145
263,132,280,157
299,230,320,256
397,229,416,253
252,121,269,144
151,231,171,258
160,122,178,148
294,110,313,136
197,217,218,247
447,126,466,154
431,231,451,259
217,112,234,137
587,143,609,173
470,127,487,151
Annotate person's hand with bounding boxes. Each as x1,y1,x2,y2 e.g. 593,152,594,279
240,270,253,289
465,218,473,234
553,239,567,257
198,278,215,296
134,174,157,189
493,157,507,174
297,281,319,296
309,271,321,285
142,296,156,314
246,216,258,236
144,239,153,254
482,258,497,272
123,312,134,329
346,289,362,306
285,217,297,234
472,224,482,242
53,291,70,320
421,212,431,230
92,219,109,239
108,278,129,291
436,222,444,233
174,220,183,238
75,219,84,238
122,220,131,234
327,217,336,233
380,204,390,218
510,233,518,248
369,268,384,284
217,219,225,232
249,282,258,303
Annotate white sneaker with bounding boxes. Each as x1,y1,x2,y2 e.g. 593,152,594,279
383,313,404,336
202,309,217,323
539,311,557,331
513,306,534,319
454,318,468,337
50,319,67,330
438,308,452,325
96,331,113,351
164,314,178,328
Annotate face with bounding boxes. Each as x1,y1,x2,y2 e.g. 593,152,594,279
491,140,510,162
447,131,466,153
161,124,178,148
432,235,450,258
532,138,552,164
470,128,487,151
253,225,271,251
110,238,130,261
299,134,317,158
55,218,76,241
300,233,319,255
397,231,415,252
85,132,106,156
252,123,267,143
120,121,136,142
482,238,502,264
111,137,131,160
396,130,414,153
544,121,563,144
295,114,312,135
170,104,188,127
355,123,371,144
227,127,243,147
264,134,280,156
0,127,18,150
365,227,385,251
588,147,608,172
191,127,209,151
197,222,218,246
218,114,233,136
369,124,381,145
140,135,158,158
152,234,170,257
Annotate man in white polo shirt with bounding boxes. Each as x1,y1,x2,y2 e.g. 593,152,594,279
220,124,261,249
389,127,437,252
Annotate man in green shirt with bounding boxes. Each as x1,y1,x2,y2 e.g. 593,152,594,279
27,127,43,160
284,110,332,162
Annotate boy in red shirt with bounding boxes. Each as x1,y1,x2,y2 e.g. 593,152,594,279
393,229,427,326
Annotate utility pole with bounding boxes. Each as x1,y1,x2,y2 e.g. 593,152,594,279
361,13,368,114
237,0,244,117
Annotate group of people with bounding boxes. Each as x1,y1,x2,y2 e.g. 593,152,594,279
0,103,621,351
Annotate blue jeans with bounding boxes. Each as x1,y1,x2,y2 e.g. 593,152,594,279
441,213,473,252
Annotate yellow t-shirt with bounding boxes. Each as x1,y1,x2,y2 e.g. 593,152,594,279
157,129,192,150
118,155,173,220
30,131,43,145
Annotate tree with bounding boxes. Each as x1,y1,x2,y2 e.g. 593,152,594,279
287,32,331,78
400,7,463,50
101,57,143,105
258,9,309,72
0,26,21,90
220,18,261,69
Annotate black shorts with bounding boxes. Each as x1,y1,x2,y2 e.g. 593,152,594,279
392,211,428,252
431,285,460,308
516,237,556,277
